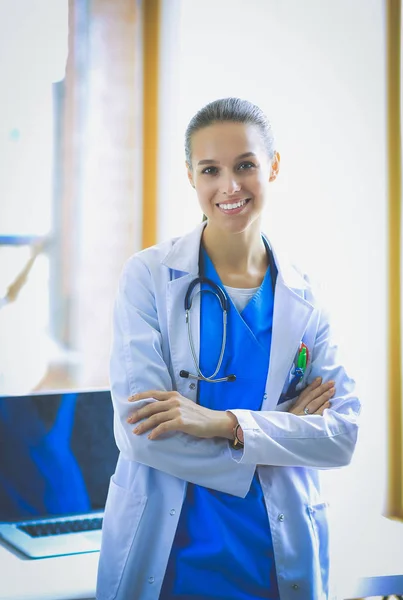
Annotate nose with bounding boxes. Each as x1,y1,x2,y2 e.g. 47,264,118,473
219,173,241,195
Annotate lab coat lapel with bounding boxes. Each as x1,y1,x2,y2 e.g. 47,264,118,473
262,280,314,411
162,222,314,408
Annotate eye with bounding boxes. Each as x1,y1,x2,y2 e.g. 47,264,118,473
238,161,256,171
201,166,219,175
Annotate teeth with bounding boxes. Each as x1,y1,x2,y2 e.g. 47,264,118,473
218,199,247,210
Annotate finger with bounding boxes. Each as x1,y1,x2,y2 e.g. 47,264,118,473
128,390,176,402
299,398,332,417
133,409,179,435
127,399,174,424
296,378,323,402
306,387,335,413
296,377,322,401
298,380,335,406
305,380,334,401
149,418,183,440
306,376,322,390
314,401,331,415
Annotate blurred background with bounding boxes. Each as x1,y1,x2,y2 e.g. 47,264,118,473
0,0,402,594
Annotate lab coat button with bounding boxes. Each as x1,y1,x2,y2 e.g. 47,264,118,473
189,383,196,390
170,509,176,516
292,584,299,590
148,576,155,584
263,393,267,400
278,513,285,521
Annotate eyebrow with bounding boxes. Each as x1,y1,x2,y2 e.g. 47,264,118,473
197,152,257,166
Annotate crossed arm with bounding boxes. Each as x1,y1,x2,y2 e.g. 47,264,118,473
110,259,361,497
126,378,336,441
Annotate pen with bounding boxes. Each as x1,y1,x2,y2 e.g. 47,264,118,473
297,346,307,371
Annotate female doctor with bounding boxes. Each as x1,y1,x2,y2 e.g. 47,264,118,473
96,98,360,600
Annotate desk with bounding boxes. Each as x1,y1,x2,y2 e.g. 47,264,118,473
0,543,98,600
0,516,402,600
334,515,403,599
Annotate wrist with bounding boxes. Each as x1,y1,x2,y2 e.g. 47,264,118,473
225,410,245,446
230,423,244,450
216,410,238,440
235,423,244,444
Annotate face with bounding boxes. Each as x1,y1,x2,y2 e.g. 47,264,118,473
187,121,280,234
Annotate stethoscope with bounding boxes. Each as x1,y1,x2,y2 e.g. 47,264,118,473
179,238,278,384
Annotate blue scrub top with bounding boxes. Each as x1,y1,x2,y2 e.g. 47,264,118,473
160,242,280,600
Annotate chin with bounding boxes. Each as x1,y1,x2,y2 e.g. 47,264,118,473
217,218,259,237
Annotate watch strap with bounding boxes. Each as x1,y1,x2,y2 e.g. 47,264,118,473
230,423,244,449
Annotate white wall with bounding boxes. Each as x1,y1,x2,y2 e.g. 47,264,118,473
157,0,391,577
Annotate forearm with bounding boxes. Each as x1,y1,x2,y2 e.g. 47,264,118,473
228,404,359,469
116,406,254,496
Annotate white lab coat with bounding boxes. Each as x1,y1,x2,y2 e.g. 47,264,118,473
96,222,360,600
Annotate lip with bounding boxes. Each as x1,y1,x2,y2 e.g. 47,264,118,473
216,197,247,205
216,198,251,215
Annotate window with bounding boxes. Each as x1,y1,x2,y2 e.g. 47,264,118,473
0,1,68,393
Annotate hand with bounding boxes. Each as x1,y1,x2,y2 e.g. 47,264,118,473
126,390,236,440
287,377,335,416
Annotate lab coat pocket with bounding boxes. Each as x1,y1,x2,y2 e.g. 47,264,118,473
280,341,312,400
307,502,330,595
96,476,147,600
279,362,311,404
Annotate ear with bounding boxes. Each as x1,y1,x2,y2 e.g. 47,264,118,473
186,162,195,188
269,151,281,182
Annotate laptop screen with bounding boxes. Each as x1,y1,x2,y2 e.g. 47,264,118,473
0,390,119,522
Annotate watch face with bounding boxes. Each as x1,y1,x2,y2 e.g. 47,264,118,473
233,435,244,449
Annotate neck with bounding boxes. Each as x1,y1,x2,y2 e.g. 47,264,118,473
202,220,267,274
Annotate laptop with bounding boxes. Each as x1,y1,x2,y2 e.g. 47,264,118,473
0,389,119,559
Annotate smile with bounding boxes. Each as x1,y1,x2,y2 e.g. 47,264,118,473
217,198,250,212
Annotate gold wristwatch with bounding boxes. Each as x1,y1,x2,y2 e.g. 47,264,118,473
230,423,244,449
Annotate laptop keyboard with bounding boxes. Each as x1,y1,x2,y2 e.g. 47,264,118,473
18,517,103,538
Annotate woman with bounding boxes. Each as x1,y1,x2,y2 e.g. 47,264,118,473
96,98,360,600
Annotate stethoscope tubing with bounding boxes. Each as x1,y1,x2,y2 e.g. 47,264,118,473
181,237,277,384
185,292,228,381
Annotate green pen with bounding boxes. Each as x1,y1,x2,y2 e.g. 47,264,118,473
297,346,307,371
